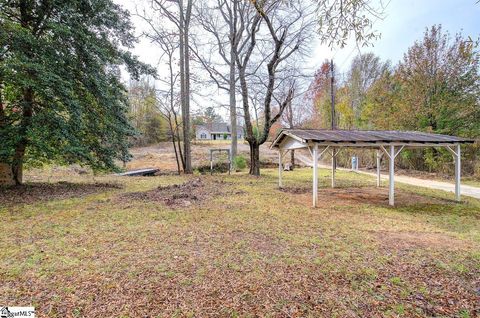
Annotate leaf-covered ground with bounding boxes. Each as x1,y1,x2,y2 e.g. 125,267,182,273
1,168,479,317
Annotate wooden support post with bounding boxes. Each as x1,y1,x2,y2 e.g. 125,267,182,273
278,150,283,188
376,150,382,187
312,144,318,207
389,145,395,206
210,150,213,175
331,147,336,188
228,149,231,175
446,144,462,202
455,144,461,202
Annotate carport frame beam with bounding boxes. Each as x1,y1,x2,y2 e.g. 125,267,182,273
376,150,383,187
446,144,461,202
312,144,318,207
275,134,466,207
278,150,289,188
380,145,405,206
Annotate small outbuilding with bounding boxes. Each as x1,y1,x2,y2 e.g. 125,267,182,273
271,129,474,207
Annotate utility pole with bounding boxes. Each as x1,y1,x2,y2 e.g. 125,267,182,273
330,59,337,188
330,59,335,130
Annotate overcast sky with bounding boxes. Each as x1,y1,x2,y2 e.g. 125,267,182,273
115,0,480,116
313,0,480,73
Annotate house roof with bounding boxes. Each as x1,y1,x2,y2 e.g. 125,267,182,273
197,123,243,134
209,122,229,133
271,129,474,148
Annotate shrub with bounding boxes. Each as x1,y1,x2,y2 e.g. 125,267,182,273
196,162,230,174
233,156,247,171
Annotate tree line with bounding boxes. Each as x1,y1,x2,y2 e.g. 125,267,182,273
303,25,480,175
2,0,441,184
124,0,382,176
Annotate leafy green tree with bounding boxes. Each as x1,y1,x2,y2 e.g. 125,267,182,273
128,79,169,146
362,69,401,129
204,107,223,124
142,113,169,145
307,61,333,129
345,53,390,128
363,26,480,136
0,0,153,184
192,106,223,126
363,25,480,174
395,25,480,136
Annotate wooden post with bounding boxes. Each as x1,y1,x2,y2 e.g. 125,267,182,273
227,149,231,175
376,150,382,187
278,150,282,188
331,148,336,188
210,150,213,175
446,144,462,202
389,145,395,206
313,144,318,207
455,144,461,202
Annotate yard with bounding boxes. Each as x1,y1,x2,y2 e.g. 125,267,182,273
1,162,479,317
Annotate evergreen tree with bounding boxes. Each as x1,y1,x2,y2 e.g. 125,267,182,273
0,0,154,184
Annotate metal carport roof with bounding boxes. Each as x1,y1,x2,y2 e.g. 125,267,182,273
271,129,474,148
271,129,474,207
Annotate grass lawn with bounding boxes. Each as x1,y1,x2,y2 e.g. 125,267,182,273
0,168,479,317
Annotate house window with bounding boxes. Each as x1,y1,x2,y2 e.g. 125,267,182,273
200,133,207,139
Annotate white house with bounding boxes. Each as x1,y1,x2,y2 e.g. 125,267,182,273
195,123,244,140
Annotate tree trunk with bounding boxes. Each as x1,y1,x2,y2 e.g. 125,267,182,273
173,109,185,170
12,147,25,185
290,149,295,170
178,0,193,174
0,164,15,186
8,4,34,185
167,50,184,174
229,54,237,160
168,118,181,175
176,128,185,170
183,26,192,173
12,87,34,185
249,142,260,176
229,11,238,160
0,81,13,185
178,0,187,172
237,65,258,176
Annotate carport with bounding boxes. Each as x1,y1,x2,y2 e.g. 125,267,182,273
270,129,474,207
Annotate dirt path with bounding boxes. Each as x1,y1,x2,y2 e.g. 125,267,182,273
295,153,480,200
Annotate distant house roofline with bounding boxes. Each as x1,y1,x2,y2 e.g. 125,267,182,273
196,122,244,134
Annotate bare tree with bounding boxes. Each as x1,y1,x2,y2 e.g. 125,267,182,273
136,0,385,176
180,0,193,173
149,31,184,174
192,0,256,160
283,87,296,169
270,66,315,169
317,0,386,48
346,52,390,123
234,0,315,175
146,0,194,173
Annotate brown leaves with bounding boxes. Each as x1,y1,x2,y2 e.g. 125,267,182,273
1,169,479,317
117,178,230,208
0,182,122,207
